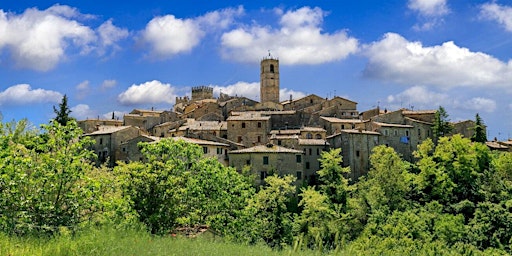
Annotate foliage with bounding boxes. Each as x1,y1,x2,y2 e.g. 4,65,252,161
115,138,254,235
0,120,129,235
53,94,73,126
471,113,487,143
433,106,453,141
317,148,351,211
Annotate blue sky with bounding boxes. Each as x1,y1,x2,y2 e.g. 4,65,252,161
1,0,511,140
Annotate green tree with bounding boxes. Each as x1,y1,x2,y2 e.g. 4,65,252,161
242,175,296,248
0,120,122,235
53,94,73,126
317,148,351,211
115,138,254,235
432,106,453,141
471,113,487,143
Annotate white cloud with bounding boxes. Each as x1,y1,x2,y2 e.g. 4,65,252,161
0,5,129,71
221,7,358,65
0,5,96,71
408,0,449,17
387,86,449,109
213,82,260,100
480,2,512,32
363,33,512,88
97,19,129,55
0,84,62,105
70,104,96,120
408,0,449,30
76,80,90,91
280,88,307,102
140,7,242,58
102,110,127,120
458,97,497,113
118,80,177,105
101,79,117,90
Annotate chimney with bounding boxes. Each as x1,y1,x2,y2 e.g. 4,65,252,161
290,94,292,102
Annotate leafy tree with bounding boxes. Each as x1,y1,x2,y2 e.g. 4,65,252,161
115,138,254,235
432,106,453,141
0,120,123,235
317,148,351,211
242,175,296,248
53,94,73,126
471,113,487,143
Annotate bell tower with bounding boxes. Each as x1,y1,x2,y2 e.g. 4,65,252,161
260,56,280,103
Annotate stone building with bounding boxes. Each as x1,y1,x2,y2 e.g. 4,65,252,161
260,57,280,103
84,125,141,166
78,118,123,134
168,119,227,138
124,109,178,132
229,144,304,185
319,116,364,135
227,112,271,147
327,129,380,181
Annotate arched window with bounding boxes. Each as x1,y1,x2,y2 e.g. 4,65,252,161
315,134,322,139
270,64,275,73
306,133,313,139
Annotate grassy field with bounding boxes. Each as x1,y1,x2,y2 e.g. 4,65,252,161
0,226,326,256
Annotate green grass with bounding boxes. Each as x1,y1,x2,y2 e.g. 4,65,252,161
0,226,324,256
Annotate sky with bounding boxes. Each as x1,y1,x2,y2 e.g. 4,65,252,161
0,0,511,140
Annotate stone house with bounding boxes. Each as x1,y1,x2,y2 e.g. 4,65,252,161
327,129,380,181
124,109,178,132
84,125,141,166
168,119,227,138
78,118,123,134
282,94,324,111
229,144,304,185
227,113,271,147
452,120,486,140
319,116,365,135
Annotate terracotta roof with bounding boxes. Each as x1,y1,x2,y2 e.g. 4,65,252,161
85,126,134,135
172,137,229,147
298,139,329,146
178,121,227,131
320,116,362,123
373,122,414,128
230,144,303,154
486,141,509,149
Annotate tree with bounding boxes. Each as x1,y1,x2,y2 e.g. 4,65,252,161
53,94,73,126
317,148,351,211
432,106,453,141
471,113,487,143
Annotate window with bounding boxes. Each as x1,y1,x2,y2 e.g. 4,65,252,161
308,148,312,155
418,129,421,136
406,130,409,136
246,159,251,165
241,122,246,128
261,171,268,180
258,122,262,128
356,150,360,157
99,138,103,145
263,156,269,165
394,130,398,136
203,147,208,154
217,148,223,154
257,136,261,143
122,147,126,152
316,148,320,155
237,136,242,143
296,155,302,163
270,64,275,73
277,140,282,145
296,171,302,180
341,124,345,129
306,162,310,169
306,133,313,139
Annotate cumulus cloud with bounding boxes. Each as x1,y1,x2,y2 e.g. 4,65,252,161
221,6,358,65
280,88,307,102
0,84,62,105
408,0,449,16
118,80,177,105
140,7,243,58
387,86,449,109
213,82,260,100
363,33,512,88
458,97,497,113
101,79,117,90
0,5,128,71
408,0,449,30
75,80,90,99
480,2,512,32
70,104,96,120
97,19,129,55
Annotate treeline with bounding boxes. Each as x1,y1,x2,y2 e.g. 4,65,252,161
1,119,511,255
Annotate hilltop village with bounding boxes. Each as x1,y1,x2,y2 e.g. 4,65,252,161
78,57,507,184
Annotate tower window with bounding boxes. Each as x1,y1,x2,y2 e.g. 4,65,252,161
270,64,275,73
242,122,246,128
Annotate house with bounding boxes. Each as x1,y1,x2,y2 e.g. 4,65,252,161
84,125,141,166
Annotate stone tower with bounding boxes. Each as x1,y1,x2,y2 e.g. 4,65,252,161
191,86,213,102
260,57,280,103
